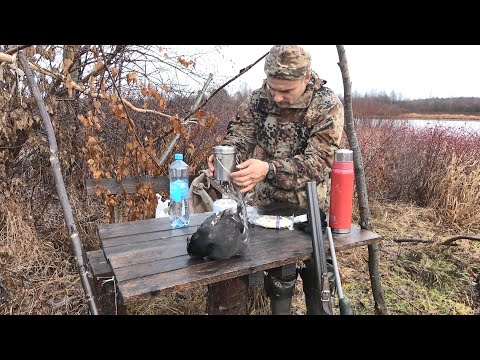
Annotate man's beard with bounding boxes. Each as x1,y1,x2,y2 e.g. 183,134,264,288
275,100,292,108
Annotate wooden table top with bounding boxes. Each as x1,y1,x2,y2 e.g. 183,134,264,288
97,203,381,303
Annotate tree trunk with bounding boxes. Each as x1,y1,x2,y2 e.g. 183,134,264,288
336,45,387,315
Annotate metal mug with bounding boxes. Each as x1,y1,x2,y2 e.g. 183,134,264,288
213,145,237,182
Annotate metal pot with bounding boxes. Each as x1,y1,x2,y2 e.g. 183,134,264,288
213,145,237,182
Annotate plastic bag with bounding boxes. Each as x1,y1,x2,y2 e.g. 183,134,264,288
155,194,169,218
246,207,294,230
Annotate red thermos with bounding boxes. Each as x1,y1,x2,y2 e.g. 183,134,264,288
329,149,354,234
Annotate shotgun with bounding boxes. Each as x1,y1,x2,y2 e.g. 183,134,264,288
326,226,354,315
305,181,333,315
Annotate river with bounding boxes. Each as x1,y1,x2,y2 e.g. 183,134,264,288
392,119,480,134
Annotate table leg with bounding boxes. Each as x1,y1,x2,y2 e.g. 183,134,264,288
206,276,248,315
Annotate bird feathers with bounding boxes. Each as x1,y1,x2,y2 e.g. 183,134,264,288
187,205,248,261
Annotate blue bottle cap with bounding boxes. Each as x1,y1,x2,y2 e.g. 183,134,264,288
174,154,183,160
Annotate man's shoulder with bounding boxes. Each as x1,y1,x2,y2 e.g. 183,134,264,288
312,85,342,108
251,85,269,100
243,86,270,112
310,72,342,106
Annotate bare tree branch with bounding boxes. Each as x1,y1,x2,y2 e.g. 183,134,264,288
98,45,163,172
6,45,31,55
0,51,174,121
182,51,269,124
157,73,213,168
79,45,126,84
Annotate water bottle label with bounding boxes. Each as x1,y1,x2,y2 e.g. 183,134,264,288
170,180,188,202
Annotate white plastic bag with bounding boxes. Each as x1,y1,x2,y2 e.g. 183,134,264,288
251,215,294,230
246,207,294,230
155,194,169,218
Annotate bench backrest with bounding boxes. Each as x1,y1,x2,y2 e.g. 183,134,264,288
86,175,197,223
86,175,197,196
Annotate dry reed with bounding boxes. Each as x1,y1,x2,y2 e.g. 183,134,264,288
0,199,87,314
429,155,480,229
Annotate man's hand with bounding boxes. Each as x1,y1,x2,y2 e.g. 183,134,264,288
207,154,215,178
229,159,269,193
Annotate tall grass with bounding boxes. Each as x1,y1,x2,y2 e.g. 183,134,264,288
429,154,480,228
356,120,480,230
0,200,87,314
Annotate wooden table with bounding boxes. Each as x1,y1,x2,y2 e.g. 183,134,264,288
94,203,381,314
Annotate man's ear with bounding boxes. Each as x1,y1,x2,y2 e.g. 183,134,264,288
304,71,312,84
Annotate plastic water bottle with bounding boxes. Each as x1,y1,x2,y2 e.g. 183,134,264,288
169,153,190,228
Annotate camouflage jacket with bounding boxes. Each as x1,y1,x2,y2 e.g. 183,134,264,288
222,71,344,208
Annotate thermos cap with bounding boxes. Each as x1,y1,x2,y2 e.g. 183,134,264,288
334,149,353,162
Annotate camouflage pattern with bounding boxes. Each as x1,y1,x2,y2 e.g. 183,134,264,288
221,71,344,209
264,45,311,80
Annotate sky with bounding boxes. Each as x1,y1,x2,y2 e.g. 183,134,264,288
182,45,480,100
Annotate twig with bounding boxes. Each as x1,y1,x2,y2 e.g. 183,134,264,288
181,51,269,124
394,238,435,244
6,45,31,55
157,73,213,168
0,51,173,121
394,235,480,246
152,51,268,163
0,265,32,283
98,48,142,143
80,46,126,85
99,45,165,172
389,287,425,314
442,235,480,246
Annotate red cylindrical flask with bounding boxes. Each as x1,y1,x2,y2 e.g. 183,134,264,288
329,149,354,234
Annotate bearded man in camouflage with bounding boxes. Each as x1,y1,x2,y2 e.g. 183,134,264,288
208,45,344,315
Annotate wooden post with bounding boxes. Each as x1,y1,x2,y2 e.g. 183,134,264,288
206,276,249,315
19,52,99,315
336,45,387,314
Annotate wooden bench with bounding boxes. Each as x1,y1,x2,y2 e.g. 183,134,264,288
84,179,382,314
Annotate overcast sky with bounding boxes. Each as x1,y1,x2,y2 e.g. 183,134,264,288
183,45,480,100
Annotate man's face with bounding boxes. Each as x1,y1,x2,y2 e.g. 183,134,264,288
266,73,310,107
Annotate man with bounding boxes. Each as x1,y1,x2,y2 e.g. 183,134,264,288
208,45,344,315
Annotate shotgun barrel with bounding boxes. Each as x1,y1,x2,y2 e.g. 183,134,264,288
326,227,354,315
305,181,333,315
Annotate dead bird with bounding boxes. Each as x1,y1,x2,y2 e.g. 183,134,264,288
187,204,249,261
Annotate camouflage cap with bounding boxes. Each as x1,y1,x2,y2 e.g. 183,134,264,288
264,45,311,80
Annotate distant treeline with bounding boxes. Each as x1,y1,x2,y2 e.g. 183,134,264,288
340,90,480,115
228,87,480,115
398,97,480,114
